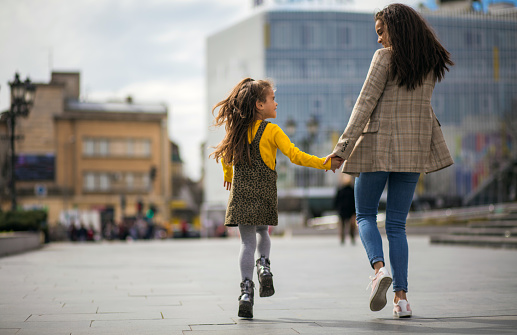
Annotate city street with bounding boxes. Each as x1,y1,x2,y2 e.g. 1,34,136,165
1,234,516,334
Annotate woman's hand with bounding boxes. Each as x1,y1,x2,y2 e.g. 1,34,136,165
324,153,344,172
224,180,232,191
324,153,342,165
330,157,344,172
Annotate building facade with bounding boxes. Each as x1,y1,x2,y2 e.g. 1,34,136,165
204,3,517,224
0,72,171,232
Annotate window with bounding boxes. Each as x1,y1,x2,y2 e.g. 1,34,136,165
309,95,325,115
306,59,322,78
464,31,483,47
302,22,321,49
83,139,94,156
142,140,151,157
82,137,151,158
98,139,109,156
83,171,151,193
126,139,134,155
472,59,487,76
272,59,293,80
272,22,292,49
479,95,493,115
99,173,110,190
337,23,353,48
509,58,517,78
84,173,95,191
126,173,134,189
339,59,356,77
135,139,151,157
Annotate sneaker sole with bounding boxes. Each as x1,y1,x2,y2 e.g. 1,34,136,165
259,275,275,297
370,276,392,312
238,301,253,318
394,311,412,318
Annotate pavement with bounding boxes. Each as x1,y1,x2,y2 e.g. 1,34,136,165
1,233,517,335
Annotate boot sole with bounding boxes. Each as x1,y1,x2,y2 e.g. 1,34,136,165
238,301,253,318
259,275,275,297
370,276,392,312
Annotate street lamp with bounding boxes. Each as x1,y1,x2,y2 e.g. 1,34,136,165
6,73,36,210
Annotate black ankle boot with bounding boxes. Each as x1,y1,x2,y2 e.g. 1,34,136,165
238,278,254,318
256,255,275,297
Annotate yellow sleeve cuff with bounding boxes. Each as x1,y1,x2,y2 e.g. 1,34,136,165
221,158,233,183
323,158,331,170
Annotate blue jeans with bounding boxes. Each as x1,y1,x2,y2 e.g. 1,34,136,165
355,172,420,293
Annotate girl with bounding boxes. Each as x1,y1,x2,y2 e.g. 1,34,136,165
325,4,454,318
210,77,342,318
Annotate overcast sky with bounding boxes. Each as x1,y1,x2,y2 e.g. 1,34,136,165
0,0,510,181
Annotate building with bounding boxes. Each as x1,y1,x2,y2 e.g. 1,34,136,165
169,141,203,236
203,1,517,226
0,72,171,234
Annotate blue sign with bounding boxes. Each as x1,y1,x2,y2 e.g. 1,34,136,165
34,184,47,197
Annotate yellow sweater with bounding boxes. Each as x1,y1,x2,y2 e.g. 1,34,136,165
222,120,331,182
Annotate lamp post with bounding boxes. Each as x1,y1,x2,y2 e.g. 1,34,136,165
7,73,36,210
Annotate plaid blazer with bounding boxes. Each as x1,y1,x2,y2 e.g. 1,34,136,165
332,48,453,176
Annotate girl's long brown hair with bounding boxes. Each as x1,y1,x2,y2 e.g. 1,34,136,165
210,78,273,165
375,3,454,90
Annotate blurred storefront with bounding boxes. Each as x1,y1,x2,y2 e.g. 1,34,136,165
0,72,171,238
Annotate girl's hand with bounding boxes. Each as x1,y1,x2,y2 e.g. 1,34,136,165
224,181,232,191
323,153,339,165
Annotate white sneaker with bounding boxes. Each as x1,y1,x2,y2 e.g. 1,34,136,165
367,266,392,311
393,299,412,318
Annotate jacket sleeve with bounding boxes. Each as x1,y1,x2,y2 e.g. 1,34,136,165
272,124,331,170
332,49,390,160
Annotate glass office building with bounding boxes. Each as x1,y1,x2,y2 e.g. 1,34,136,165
204,4,517,223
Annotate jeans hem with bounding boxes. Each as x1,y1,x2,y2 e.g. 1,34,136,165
370,257,384,269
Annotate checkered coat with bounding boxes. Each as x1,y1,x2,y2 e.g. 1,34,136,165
332,48,453,176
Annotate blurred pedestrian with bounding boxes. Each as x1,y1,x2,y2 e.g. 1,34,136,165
86,224,94,241
68,222,78,242
77,223,87,242
334,174,356,245
210,77,341,318
180,220,189,238
325,4,454,318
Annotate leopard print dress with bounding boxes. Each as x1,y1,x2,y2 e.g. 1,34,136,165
224,121,278,227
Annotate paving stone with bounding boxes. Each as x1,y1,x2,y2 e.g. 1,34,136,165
0,329,19,335
1,236,516,334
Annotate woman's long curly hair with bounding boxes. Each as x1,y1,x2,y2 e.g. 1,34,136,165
210,78,273,166
375,3,454,90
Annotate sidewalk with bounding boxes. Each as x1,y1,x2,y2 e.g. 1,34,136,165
1,235,516,334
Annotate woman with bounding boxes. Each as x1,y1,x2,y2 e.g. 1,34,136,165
325,4,454,318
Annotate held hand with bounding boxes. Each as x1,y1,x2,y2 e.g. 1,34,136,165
323,153,339,165
224,180,232,191
330,157,344,172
